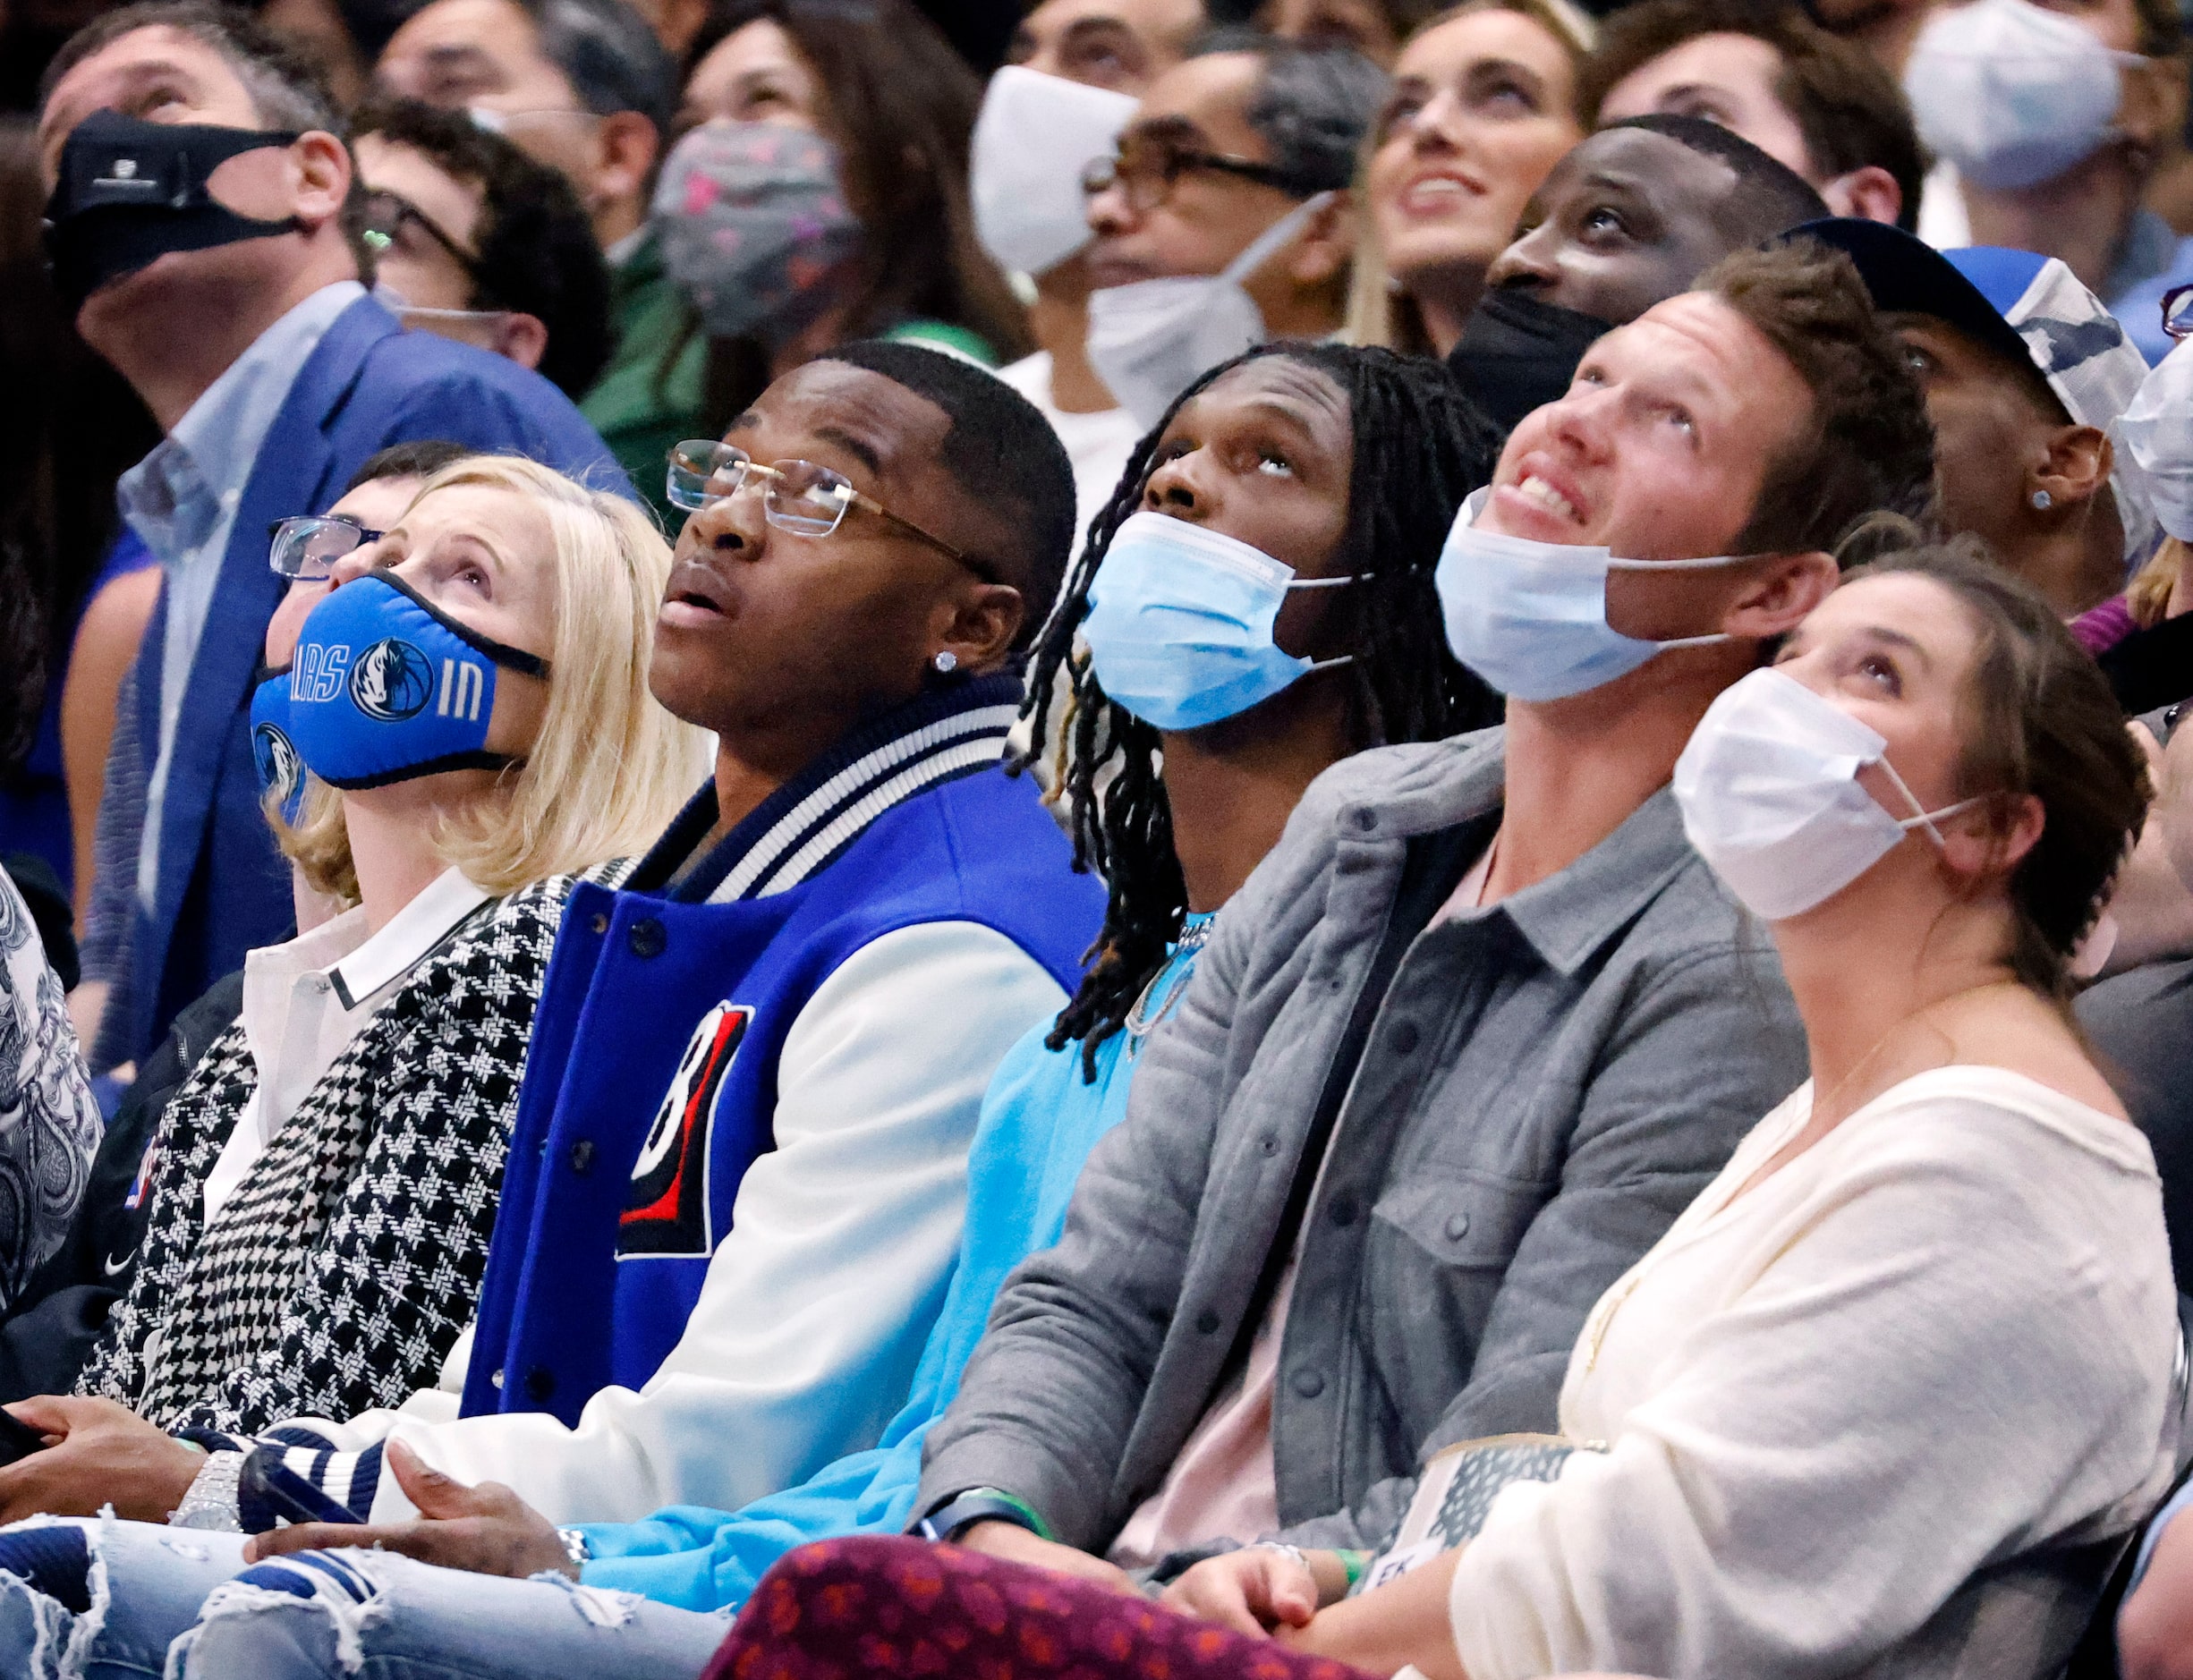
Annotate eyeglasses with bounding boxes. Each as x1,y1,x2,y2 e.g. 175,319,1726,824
2163,282,2193,341
666,441,997,581
1081,132,1320,213
349,188,492,289
269,513,383,579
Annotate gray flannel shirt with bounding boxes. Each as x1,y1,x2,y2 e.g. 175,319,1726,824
919,726,1809,1555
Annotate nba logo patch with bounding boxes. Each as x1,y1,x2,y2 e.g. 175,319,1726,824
618,1002,752,1259
123,1137,159,1211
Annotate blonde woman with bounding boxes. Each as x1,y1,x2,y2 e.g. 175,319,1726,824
0,457,702,1514
1346,0,1594,358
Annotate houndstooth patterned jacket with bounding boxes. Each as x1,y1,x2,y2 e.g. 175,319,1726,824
76,872,577,1433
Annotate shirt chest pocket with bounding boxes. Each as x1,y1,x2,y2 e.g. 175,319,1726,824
1372,1174,1546,1269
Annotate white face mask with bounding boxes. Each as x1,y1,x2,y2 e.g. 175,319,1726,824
971,65,1139,280
1085,191,1336,429
1435,487,1750,702
1673,666,1983,921
1903,0,2133,191
2116,335,2193,541
371,281,513,343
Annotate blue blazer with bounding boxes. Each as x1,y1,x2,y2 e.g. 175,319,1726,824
123,294,633,1061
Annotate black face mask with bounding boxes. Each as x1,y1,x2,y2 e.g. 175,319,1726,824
43,109,305,313
1447,287,1613,435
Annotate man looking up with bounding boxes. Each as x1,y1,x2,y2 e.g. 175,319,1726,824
375,0,692,507
1081,30,1385,428
351,98,615,398
911,241,1937,1621
1448,113,1827,427
1482,114,1828,327
1583,0,1921,228
36,1,623,1068
980,0,1205,534
1807,216,2155,619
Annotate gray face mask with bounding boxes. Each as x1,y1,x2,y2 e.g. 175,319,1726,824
652,120,864,344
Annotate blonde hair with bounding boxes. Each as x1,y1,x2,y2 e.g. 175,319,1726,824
277,456,709,903
1344,0,1595,353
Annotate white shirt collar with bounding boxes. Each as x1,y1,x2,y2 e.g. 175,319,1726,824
327,866,497,1008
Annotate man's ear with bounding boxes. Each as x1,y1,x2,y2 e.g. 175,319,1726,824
1817,165,1902,227
1282,190,1356,291
2034,424,2112,513
932,582,1026,675
591,111,660,211
290,131,353,228
1721,550,1838,641
492,311,549,370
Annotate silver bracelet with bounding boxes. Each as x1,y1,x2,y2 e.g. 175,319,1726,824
1252,1540,1313,1574
169,1450,248,1532
557,1526,591,1572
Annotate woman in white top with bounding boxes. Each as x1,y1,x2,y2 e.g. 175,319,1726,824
1160,543,2179,1679
0,456,703,1522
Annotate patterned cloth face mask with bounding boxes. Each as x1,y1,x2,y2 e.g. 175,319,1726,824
652,121,863,344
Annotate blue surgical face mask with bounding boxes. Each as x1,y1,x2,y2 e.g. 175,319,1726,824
1081,511,1355,732
286,572,550,790
250,663,306,823
1436,488,1751,702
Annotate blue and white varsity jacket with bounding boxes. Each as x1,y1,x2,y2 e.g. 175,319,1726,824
233,675,1102,1525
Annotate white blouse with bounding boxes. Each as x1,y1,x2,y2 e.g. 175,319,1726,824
1448,1065,2180,1680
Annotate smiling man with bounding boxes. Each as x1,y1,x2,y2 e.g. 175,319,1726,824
0,341,1107,1675
900,240,1936,1625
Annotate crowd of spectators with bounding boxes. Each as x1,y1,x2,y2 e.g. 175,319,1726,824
5,0,2193,1676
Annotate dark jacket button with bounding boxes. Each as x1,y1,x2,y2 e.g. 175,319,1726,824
1291,1368,1325,1399
1445,1211,1471,1240
589,912,608,934
523,1365,556,1404
627,917,667,957
569,1139,596,1175
1330,1195,1357,1227
1391,1022,1420,1055
1194,1309,1221,1335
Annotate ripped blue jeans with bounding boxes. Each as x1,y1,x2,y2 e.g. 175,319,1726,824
0,1516,732,1679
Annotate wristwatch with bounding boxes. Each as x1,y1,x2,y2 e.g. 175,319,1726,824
913,1488,1046,1544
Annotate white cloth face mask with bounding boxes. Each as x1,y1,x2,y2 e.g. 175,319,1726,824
2117,335,2193,542
371,282,513,340
972,65,1139,279
1085,191,1335,430
1673,666,1984,921
1435,486,1751,702
1903,0,2133,191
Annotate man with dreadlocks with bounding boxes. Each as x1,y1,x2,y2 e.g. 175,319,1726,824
911,240,1939,1621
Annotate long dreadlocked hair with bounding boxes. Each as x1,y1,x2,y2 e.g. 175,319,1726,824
1015,341,1506,1079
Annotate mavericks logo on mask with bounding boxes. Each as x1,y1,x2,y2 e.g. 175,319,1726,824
349,636,437,722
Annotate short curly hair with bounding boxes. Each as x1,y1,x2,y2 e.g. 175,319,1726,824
1698,238,1936,560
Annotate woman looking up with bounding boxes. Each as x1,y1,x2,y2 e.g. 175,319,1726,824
663,0,1031,429
0,457,701,1514
1351,0,1592,358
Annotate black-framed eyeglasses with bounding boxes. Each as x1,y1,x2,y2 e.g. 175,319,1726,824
1081,132,1319,213
665,441,999,582
268,513,383,579
2164,282,2193,342
349,188,491,292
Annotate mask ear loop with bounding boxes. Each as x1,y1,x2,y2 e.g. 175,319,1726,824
1283,572,1360,673
1875,757,1985,848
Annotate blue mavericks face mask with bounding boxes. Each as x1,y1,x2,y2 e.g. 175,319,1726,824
285,572,551,790
1436,487,1749,702
1081,512,1356,732
250,664,306,822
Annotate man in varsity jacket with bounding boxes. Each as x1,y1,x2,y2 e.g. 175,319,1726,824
0,343,1104,1569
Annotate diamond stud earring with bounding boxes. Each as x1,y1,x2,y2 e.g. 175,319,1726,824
2031,488,2053,511
933,649,958,674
